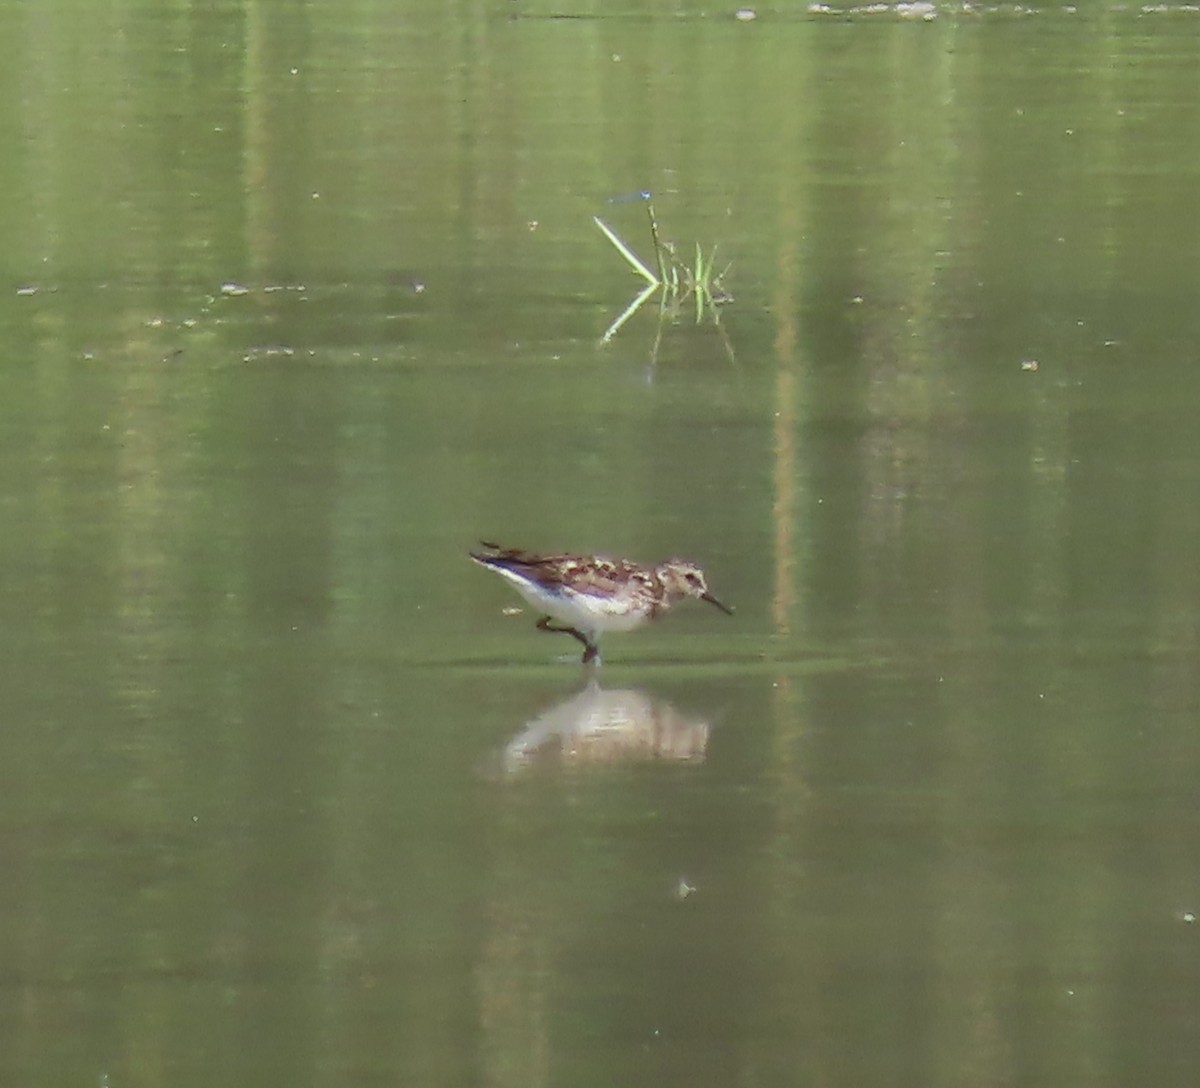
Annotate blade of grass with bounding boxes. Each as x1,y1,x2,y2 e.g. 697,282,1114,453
593,216,660,286
645,200,669,285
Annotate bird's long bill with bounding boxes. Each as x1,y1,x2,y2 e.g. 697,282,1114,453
702,591,735,615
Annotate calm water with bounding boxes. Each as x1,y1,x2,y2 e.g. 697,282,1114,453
3,3,1200,1086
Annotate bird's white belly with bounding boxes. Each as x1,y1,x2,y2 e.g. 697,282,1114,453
498,570,650,636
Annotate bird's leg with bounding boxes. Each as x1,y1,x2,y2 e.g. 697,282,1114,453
536,616,595,661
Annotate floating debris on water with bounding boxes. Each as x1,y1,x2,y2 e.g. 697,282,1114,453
241,345,296,362
896,1,937,18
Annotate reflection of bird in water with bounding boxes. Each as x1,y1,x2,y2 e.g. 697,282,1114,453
500,680,710,772
470,541,733,664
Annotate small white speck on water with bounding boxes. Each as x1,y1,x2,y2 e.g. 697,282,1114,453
1021,359,1039,371
1180,911,1196,924
676,878,697,900
220,281,248,296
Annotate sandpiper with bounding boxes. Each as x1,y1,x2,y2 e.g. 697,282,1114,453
470,541,733,664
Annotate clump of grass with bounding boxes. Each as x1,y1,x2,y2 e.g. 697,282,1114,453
659,238,733,324
593,193,732,343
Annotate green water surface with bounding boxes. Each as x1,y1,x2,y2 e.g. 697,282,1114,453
2,3,1199,1086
